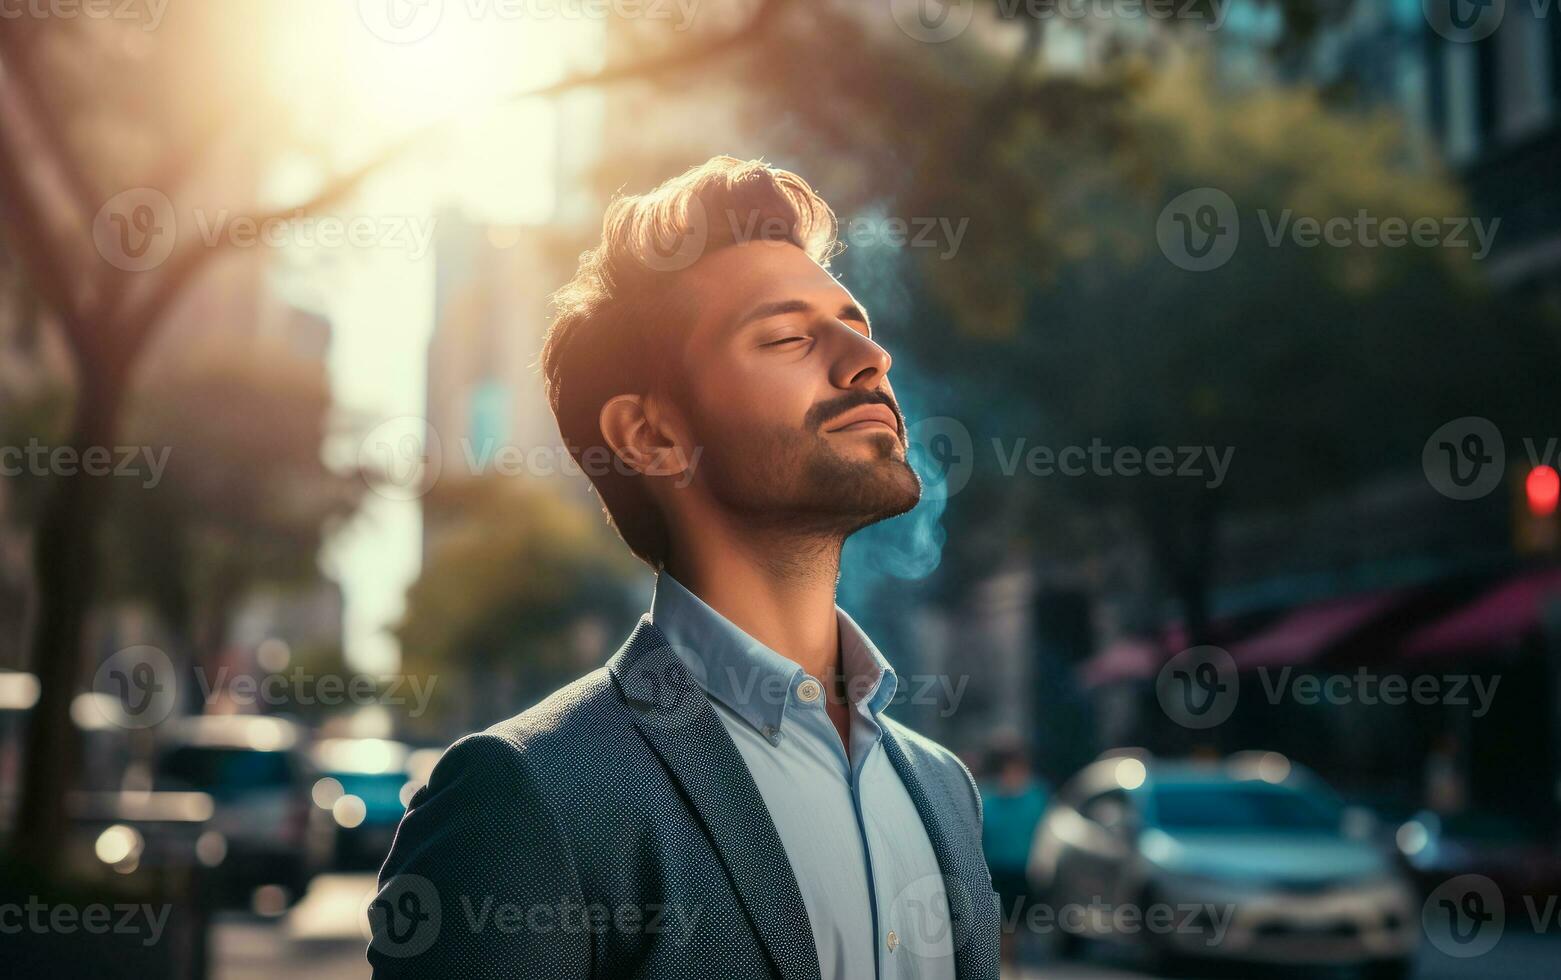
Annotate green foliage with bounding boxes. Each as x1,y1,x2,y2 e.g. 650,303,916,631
397,478,644,690
911,62,1557,516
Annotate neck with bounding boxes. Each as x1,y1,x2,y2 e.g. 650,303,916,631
662,513,845,682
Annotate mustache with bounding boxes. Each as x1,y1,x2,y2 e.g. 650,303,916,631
807,389,904,434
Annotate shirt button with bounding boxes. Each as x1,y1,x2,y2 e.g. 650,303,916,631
796,677,822,703
886,930,899,952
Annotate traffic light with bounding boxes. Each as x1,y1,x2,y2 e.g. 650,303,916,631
1526,464,1560,517
1515,464,1560,553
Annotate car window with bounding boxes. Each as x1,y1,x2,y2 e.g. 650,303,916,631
157,746,295,799
1152,783,1341,833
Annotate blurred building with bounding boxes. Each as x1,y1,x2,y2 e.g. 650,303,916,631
416,203,624,731
1289,3,1561,821
427,217,583,475
945,4,1561,829
1305,0,1560,296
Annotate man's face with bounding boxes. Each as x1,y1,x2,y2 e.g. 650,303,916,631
664,239,921,535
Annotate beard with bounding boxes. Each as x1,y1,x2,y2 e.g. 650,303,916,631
694,414,923,539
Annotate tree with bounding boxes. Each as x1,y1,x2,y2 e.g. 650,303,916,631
0,4,329,866
105,338,364,689
0,0,792,866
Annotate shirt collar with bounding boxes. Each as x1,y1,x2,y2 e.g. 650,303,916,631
837,605,899,717
649,569,898,736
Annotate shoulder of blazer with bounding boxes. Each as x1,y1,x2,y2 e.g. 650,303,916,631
483,664,619,745
401,665,630,833
415,664,656,874
881,714,984,830
473,664,638,786
413,664,626,828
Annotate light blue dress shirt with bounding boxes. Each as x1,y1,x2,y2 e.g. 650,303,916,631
649,571,956,980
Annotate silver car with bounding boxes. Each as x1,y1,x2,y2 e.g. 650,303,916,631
1029,752,1418,978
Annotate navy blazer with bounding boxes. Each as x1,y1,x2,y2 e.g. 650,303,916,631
368,616,1001,979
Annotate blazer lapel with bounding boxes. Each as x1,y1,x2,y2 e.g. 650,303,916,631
880,725,998,980
609,617,822,980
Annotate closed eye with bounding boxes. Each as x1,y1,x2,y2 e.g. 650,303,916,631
762,336,808,348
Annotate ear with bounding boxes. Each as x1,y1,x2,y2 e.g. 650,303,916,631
598,393,694,479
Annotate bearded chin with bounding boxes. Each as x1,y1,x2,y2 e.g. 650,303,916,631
705,426,922,536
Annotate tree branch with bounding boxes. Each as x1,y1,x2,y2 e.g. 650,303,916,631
0,32,99,232
0,78,88,347
96,111,232,325
120,0,792,350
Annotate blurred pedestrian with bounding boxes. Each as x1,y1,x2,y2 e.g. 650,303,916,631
979,742,1050,968
1425,732,1467,814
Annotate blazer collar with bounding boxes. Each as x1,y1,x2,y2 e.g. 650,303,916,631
609,616,823,980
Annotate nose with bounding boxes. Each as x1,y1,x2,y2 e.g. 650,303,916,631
826,322,892,391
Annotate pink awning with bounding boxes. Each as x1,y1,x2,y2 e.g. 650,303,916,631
1228,591,1408,670
1079,638,1164,688
1402,567,1561,659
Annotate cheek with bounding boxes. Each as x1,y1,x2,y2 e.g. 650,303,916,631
734,358,821,430
692,351,818,438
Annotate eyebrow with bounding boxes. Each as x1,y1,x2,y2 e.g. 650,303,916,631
738,299,870,332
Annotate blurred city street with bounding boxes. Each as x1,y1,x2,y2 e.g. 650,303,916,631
1012,933,1561,979
5,3,1561,979
213,874,375,980
212,871,1561,980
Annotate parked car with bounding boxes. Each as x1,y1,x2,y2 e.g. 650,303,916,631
152,715,331,904
1029,751,1419,978
308,737,413,870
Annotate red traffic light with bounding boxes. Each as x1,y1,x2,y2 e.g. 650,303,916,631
1526,465,1560,518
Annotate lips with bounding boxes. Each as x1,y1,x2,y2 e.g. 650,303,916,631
823,403,900,435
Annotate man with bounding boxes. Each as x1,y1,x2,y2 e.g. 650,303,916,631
369,157,1000,979
977,742,1050,968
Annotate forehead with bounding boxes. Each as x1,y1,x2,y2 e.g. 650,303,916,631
677,239,861,344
